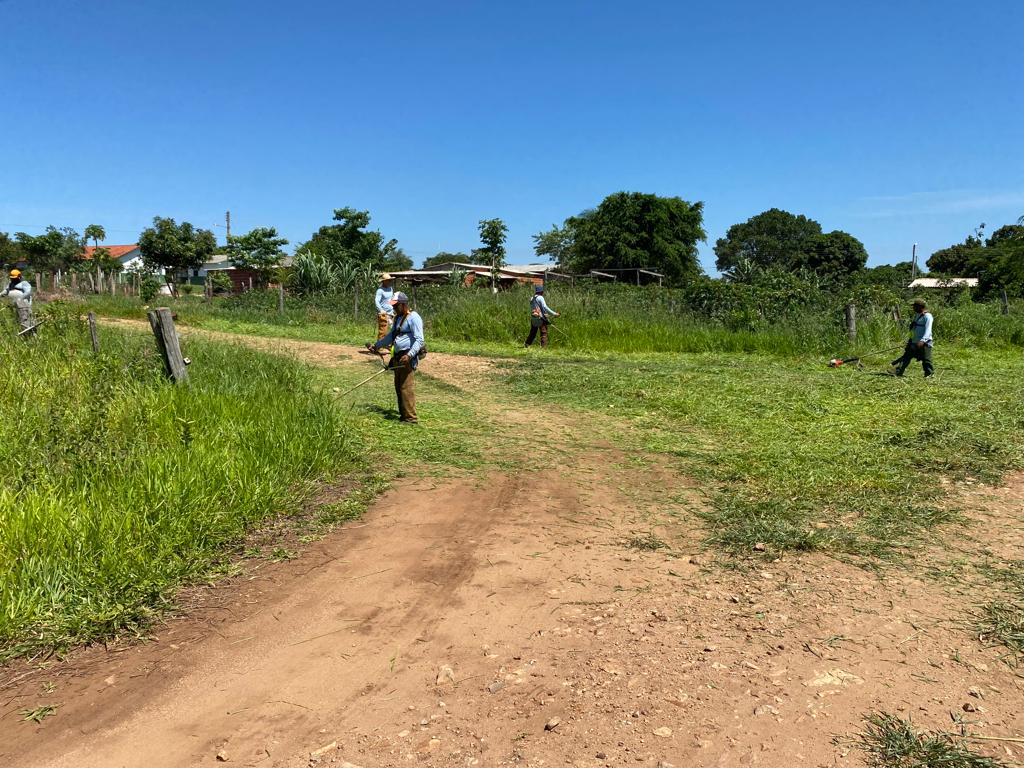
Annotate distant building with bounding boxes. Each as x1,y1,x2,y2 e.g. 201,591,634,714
908,277,979,289
390,262,571,288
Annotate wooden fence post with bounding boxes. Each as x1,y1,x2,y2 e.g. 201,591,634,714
278,283,285,314
1001,287,1010,315
88,312,100,352
844,302,856,342
147,307,189,383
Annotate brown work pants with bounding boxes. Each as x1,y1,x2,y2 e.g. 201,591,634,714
525,320,548,347
391,358,417,422
377,312,393,341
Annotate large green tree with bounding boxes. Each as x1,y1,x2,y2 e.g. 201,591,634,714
714,208,822,273
976,224,1024,298
422,251,471,268
986,224,1024,247
15,227,84,273
926,224,988,276
226,227,289,284
138,217,217,294
304,207,411,272
927,221,1024,298
550,192,705,283
798,230,868,276
532,224,576,266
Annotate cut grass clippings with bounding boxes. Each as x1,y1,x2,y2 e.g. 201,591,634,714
976,601,1024,665
499,349,1024,561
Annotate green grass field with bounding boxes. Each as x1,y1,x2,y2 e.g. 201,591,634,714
77,288,1024,564
498,348,1024,560
14,289,1024,662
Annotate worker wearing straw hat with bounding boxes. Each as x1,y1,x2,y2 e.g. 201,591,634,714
367,292,424,423
374,273,396,341
891,297,934,378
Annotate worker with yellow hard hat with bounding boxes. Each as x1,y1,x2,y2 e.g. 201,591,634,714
1,269,32,304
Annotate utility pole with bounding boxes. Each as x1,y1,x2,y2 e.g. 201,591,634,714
225,210,231,242
910,243,918,282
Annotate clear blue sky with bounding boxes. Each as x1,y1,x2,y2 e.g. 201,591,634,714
2,0,1022,272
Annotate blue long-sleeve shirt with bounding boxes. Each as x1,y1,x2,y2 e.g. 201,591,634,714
374,285,395,314
374,311,425,368
530,294,558,319
909,312,933,346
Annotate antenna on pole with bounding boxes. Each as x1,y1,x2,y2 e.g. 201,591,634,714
226,210,231,241
910,242,918,282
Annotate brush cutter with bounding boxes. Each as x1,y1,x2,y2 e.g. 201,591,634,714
16,318,46,337
547,321,569,339
336,350,407,398
827,345,903,368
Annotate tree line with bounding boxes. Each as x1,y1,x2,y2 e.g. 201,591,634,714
3,196,1022,299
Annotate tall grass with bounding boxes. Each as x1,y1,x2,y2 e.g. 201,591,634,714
79,283,1024,356
0,304,358,658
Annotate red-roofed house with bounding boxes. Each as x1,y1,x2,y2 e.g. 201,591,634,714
81,244,144,271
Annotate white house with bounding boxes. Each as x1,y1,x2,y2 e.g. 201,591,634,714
908,277,979,289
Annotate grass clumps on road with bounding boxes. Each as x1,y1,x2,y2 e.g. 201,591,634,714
0,309,359,659
977,601,1024,664
500,350,1024,560
973,561,1024,664
846,712,1006,768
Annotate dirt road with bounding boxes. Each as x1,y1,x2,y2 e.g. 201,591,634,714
2,329,1022,767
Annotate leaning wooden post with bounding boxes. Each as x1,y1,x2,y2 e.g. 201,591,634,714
1001,287,1010,316
147,307,189,383
87,312,100,352
844,302,856,342
278,283,285,314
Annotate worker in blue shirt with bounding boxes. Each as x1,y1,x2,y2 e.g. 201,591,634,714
525,285,559,348
373,273,396,341
891,298,934,377
367,292,425,423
